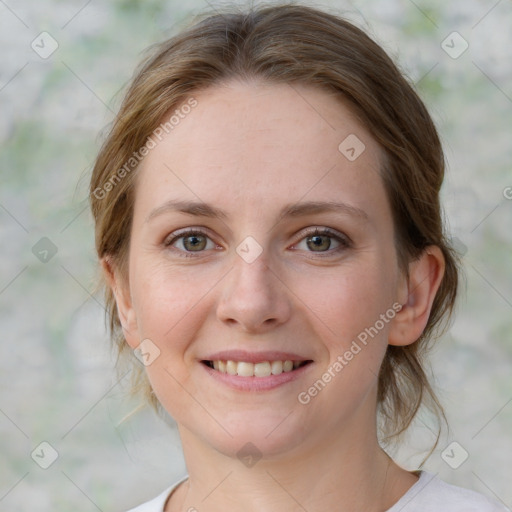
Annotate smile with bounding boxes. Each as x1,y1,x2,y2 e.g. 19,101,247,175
202,359,312,377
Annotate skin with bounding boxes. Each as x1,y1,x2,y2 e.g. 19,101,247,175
103,79,445,512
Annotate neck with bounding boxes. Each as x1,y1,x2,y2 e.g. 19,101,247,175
167,421,417,512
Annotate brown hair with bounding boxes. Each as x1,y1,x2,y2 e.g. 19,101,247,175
89,3,460,448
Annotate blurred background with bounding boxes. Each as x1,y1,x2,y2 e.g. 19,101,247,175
1,0,511,510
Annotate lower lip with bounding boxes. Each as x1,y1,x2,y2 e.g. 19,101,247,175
200,362,314,391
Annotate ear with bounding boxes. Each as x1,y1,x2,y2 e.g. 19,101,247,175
388,246,445,347
101,256,139,349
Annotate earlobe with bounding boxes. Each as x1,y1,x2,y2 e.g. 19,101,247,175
100,256,139,348
388,246,445,347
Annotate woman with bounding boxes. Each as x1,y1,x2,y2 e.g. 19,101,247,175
89,4,509,511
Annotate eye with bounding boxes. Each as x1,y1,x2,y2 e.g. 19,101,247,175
293,227,351,256
164,229,217,257
163,227,351,258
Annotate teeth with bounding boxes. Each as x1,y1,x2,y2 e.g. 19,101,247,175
237,362,254,377
271,360,283,375
283,360,294,372
254,361,271,377
226,360,237,375
208,359,306,377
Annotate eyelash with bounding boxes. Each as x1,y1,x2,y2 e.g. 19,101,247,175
163,227,352,259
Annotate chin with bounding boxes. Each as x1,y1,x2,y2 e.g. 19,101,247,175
180,408,311,461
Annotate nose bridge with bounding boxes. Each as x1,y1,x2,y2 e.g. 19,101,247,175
233,245,274,292
216,242,291,331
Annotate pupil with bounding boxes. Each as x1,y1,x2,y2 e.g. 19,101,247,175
185,235,205,251
308,235,330,251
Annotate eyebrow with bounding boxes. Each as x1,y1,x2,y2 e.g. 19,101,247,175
145,199,369,224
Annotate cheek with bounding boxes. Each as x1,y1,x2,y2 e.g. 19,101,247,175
303,260,395,334
306,260,398,395
130,259,220,349
301,267,395,406
130,266,218,407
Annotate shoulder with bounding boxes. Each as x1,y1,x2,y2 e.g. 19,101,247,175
389,471,510,512
124,476,188,512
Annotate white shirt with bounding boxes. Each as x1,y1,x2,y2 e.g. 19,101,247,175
125,471,510,511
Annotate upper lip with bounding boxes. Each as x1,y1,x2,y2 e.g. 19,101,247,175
201,350,312,363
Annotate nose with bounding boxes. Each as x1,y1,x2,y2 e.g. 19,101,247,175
216,250,292,334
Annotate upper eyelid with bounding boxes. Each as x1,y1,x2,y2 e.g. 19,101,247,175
164,227,214,242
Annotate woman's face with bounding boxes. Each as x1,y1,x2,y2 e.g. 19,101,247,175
114,80,407,459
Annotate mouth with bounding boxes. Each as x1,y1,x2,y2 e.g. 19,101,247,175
201,359,313,377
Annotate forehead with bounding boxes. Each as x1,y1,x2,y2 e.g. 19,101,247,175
135,80,386,222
